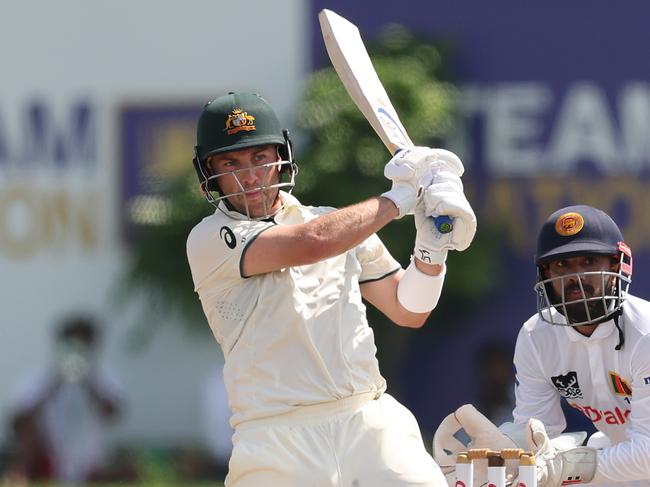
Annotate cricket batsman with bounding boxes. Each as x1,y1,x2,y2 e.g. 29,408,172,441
187,92,476,486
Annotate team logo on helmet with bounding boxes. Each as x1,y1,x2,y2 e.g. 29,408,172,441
224,108,256,135
555,212,584,237
609,371,632,397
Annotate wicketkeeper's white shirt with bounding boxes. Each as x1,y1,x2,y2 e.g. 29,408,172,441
513,294,650,484
187,192,399,427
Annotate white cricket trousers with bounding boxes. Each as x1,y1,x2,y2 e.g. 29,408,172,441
225,392,447,487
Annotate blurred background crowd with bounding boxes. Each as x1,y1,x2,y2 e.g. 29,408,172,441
1,0,648,485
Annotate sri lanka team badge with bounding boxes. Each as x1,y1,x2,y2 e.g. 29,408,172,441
609,371,632,397
555,212,584,237
224,108,256,135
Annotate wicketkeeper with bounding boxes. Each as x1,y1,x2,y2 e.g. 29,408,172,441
434,205,650,487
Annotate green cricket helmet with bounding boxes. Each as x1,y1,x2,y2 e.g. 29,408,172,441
193,92,297,217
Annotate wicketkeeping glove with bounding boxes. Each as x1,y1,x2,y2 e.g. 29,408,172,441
382,147,440,218
526,418,597,487
432,404,522,486
433,405,590,487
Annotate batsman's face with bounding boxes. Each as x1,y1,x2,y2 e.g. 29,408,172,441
208,145,282,218
544,254,617,324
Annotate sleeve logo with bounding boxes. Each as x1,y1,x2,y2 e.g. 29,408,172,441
219,226,237,249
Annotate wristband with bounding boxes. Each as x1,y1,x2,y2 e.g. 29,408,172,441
397,259,446,313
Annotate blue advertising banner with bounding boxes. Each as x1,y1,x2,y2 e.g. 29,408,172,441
311,0,650,434
120,104,202,240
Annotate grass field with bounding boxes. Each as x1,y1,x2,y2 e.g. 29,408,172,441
1,446,227,487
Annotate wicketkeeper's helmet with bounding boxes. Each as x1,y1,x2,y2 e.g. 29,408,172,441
533,205,632,328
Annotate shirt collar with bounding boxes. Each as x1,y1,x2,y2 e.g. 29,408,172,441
563,319,617,343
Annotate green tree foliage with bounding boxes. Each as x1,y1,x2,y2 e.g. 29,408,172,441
118,174,212,344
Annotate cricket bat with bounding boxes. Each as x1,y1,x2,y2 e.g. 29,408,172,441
318,9,453,233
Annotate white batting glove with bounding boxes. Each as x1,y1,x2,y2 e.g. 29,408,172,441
428,148,465,177
422,175,476,252
382,147,438,218
413,185,476,264
382,148,466,218
526,418,597,487
414,199,448,264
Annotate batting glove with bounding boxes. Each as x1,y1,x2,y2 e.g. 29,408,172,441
381,147,438,218
428,148,465,177
414,185,476,264
424,173,475,251
414,199,449,264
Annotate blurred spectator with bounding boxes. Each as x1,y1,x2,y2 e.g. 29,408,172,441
475,341,516,426
3,314,124,485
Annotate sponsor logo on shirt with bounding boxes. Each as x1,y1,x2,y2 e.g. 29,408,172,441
569,402,631,425
644,377,650,385
609,371,632,397
551,371,583,398
219,226,237,249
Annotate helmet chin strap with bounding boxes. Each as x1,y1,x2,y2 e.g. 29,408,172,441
612,310,624,351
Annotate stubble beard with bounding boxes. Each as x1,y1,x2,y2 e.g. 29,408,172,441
239,186,281,219
557,280,616,324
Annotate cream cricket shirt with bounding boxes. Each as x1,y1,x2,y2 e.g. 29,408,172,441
513,295,650,484
187,192,399,427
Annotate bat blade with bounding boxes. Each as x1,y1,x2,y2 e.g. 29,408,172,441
318,9,413,153
318,9,453,234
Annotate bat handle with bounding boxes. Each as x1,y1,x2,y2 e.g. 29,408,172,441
433,215,453,234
